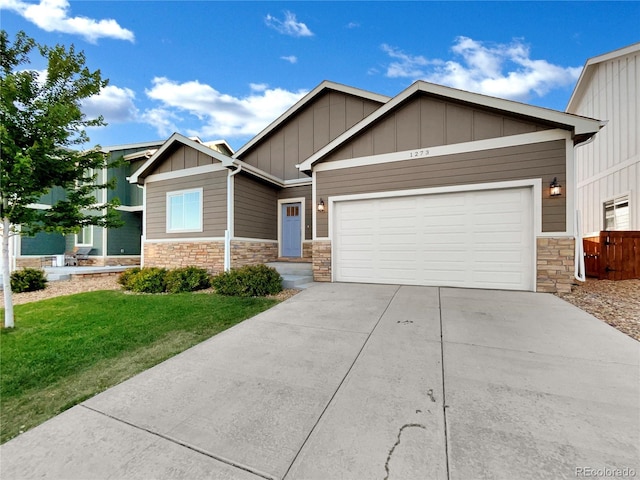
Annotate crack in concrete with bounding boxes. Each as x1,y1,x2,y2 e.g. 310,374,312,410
383,423,427,480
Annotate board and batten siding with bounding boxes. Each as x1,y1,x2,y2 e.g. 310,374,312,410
570,48,639,233
153,145,221,174
316,139,567,237
233,174,278,240
145,171,227,239
278,185,313,240
324,95,551,163
237,91,383,181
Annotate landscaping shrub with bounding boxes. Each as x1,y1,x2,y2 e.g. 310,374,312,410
211,264,282,297
117,267,141,290
165,266,211,293
124,267,167,294
10,268,47,293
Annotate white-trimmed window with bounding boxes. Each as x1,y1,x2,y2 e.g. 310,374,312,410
76,226,93,246
604,195,630,231
167,188,203,233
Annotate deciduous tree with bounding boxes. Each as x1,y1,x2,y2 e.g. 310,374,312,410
1,30,121,328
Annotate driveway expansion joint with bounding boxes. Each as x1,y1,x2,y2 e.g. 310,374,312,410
79,405,276,480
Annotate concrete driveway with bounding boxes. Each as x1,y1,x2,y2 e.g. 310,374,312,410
1,284,638,480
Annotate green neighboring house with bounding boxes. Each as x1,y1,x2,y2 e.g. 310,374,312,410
14,139,235,269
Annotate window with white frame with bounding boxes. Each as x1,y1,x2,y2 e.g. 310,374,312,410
604,195,630,231
76,226,93,246
166,188,203,232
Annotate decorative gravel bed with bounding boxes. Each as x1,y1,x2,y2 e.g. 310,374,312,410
555,278,640,341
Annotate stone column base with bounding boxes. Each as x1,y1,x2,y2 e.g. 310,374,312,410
536,237,575,294
312,240,332,282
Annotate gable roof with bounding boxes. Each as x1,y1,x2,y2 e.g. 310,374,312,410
299,80,604,173
567,42,640,113
129,132,235,184
232,80,390,159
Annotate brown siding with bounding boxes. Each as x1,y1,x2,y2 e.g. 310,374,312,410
316,140,567,236
325,94,550,162
237,91,385,181
146,171,227,239
234,174,278,240
154,145,217,174
278,184,313,240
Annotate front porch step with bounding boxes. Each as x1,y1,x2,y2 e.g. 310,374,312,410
266,262,314,289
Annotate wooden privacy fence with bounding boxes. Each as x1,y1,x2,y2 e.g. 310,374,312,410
583,231,640,280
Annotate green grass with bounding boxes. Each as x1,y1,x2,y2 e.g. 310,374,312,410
0,290,278,444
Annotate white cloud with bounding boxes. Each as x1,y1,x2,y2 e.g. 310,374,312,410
265,11,313,37
381,37,581,101
139,108,182,138
144,78,308,139
82,85,137,123
280,55,298,64
1,0,134,43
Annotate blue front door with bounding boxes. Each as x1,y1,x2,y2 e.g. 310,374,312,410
282,203,302,257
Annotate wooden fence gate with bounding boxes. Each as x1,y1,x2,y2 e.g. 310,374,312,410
583,231,640,280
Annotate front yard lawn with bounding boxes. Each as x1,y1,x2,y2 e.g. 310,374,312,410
0,290,278,444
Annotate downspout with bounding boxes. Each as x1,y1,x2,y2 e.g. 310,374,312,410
225,164,242,271
573,135,597,282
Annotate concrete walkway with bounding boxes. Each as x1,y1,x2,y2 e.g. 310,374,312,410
1,284,638,479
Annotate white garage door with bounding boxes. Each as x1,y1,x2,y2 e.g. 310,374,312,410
333,187,534,291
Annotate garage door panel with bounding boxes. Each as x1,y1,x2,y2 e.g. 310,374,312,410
334,187,534,291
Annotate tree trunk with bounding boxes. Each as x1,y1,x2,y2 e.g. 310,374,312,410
2,217,15,328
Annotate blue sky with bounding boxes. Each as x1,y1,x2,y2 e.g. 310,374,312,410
1,1,639,151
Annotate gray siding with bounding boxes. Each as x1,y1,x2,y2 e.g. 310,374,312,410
325,95,550,162
278,185,313,240
145,171,227,239
238,91,384,181
234,174,278,240
154,145,218,174
317,140,567,236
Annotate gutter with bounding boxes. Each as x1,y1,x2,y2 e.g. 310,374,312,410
572,135,597,282
224,164,242,271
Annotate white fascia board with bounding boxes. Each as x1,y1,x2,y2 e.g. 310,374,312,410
313,129,570,173
99,140,165,154
123,149,157,161
144,163,227,184
129,132,234,184
233,80,390,159
115,205,143,212
202,139,235,154
300,81,602,172
232,160,284,187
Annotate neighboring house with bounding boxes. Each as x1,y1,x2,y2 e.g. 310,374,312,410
566,42,639,235
131,80,603,293
15,139,229,268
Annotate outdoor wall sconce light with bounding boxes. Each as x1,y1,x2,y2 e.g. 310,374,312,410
550,177,562,197
317,198,326,212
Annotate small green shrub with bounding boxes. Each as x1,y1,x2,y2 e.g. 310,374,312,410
211,264,282,297
165,266,211,293
10,268,48,293
117,267,141,290
125,267,167,294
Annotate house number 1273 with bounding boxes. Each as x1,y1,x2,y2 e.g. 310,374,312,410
409,149,429,158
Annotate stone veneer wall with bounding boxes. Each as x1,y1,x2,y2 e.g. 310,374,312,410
312,240,332,282
144,241,225,274
536,237,575,294
303,241,313,259
231,240,278,268
104,256,141,266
